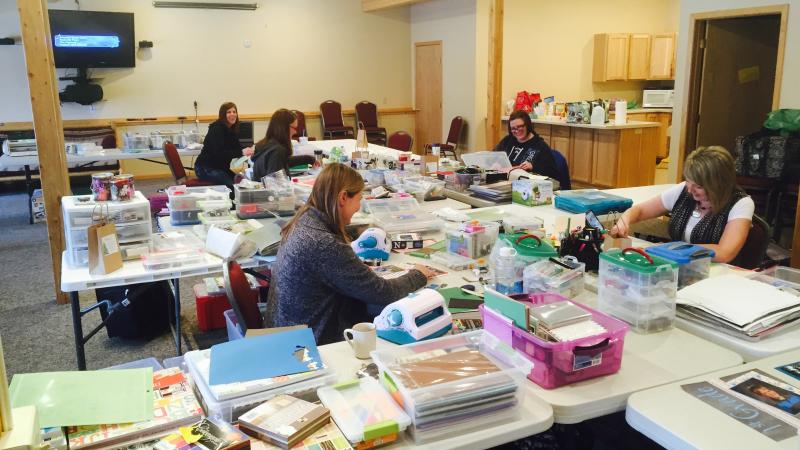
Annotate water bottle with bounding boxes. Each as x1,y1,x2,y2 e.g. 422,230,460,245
494,246,519,295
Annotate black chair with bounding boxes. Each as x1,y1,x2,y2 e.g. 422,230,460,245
731,214,771,270
354,101,387,145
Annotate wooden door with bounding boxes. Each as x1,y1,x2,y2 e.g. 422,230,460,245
696,16,779,154
628,34,651,80
593,130,620,187
649,33,676,79
415,41,442,155
571,128,593,184
550,125,571,169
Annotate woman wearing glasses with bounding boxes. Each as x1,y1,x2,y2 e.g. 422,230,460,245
252,108,315,180
494,110,560,181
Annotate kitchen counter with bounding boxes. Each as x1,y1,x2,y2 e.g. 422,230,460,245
623,108,673,114
530,118,660,130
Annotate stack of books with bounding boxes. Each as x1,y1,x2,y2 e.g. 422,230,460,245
468,181,513,203
677,274,800,340
238,395,330,449
66,368,204,450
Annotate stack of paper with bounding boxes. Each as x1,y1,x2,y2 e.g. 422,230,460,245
676,274,800,340
386,347,518,434
468,181,513,202
239,395,330,449
65,368,203,450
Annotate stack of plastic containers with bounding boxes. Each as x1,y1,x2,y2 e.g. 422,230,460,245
234,182,295,219
196,199,234,225
370,330,530,443
460,151,512,172
317,378,411,449
502,215,545,236
141,231,206,271
645,242,714,289
554,189,633,215
598,248,678,333
523,256,585,299
363,197,443,233
167,185,230,226
183,349,336,422
445,221,500,259
61,192,152,267
480,292,628,389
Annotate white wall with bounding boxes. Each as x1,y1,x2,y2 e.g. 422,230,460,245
0,0,412,122
670,0,800,180
411,0,478,150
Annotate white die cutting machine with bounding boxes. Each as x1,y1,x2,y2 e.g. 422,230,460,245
373,289,453,344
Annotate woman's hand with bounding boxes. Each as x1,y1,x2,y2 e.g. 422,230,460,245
413,264,439,280
610,216,629,238
242,146,254,157
517,161,533,171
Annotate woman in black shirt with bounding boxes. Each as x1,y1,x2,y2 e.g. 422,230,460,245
251,109,315,180
494,109,560,182
195,102,253,189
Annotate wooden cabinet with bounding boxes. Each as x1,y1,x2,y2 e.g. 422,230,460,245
570,128,594,184
649,33,676,80
550,125,571,169
592,131,619,187
535,124,551,146
628,34,651,80
617,111,671,159
593,34,630,82
594,32,676,81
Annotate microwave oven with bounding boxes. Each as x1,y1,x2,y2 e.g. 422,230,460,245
642,90,674,108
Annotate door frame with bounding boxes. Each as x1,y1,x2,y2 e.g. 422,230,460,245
678,4,788,177
414,40,442,155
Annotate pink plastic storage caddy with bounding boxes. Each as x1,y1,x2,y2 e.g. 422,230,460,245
480,293,629,389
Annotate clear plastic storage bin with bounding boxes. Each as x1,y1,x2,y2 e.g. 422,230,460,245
460,151,512,171
598,248,678,333
67,247,89,267
502,215,544,236
523,256,585,299
234,184,295,218
370,330,530,444
152,231,204,252
748,266,800,293
120,241,151,261
141,249,205,271
167,185,230,210
62,192,151,228
170,209,201,225
363,197,443,233
480,293,628,389
67,221,151,248
645,242,714,289
184,348,336,422
506,233,558,265
445,221,500,259
431,251,478,270
317,378,411,448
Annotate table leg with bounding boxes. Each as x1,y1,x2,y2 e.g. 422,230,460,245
25,164,34,225
70,291,86,370
171,278,182,356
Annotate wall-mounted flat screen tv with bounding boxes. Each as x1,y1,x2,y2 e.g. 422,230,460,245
48,10,135,68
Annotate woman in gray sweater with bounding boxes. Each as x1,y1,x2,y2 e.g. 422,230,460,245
265,163,436,344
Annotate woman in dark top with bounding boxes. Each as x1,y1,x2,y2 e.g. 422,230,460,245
195,102,253,190
265,163,437,344
495,109,560,182
251,109,315,180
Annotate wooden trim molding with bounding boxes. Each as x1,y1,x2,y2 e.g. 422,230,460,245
486,0,503,148
362,0,427,12
18,0,70,304
1,107,416,131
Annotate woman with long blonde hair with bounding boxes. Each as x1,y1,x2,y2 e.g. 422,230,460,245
265,163,436,344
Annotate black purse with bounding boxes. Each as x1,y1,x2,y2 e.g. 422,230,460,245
560,226,604,272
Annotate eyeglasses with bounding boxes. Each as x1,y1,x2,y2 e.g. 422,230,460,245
510,125,526,132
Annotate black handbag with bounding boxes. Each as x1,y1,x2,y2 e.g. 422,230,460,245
560,226,604,272
95,281,175,340
735,129,800,180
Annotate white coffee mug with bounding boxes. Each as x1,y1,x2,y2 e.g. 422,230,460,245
299,136,309,145
343,322,377,359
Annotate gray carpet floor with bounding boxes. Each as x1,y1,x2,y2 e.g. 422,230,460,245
0,177,227,377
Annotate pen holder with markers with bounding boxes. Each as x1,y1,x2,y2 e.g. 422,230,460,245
560,226,604,272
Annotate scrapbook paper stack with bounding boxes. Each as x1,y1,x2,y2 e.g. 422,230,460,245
186,327,335,421
66,368,203,450
238,395,330,449
677,274,800,340
148,417,250,450
371,331,523,443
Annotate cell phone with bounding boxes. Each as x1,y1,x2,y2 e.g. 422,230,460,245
585,210,604,231
448,297,484,309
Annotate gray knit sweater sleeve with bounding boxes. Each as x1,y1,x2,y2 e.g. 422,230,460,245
266,207,427,344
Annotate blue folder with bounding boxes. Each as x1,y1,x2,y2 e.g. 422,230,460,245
209,327,323,385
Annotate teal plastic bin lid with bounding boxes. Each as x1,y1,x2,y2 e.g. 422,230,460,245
645,242,714,265
600,247,677,273
508,233,557,258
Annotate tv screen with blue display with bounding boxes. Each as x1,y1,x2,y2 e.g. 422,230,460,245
48,10,135,68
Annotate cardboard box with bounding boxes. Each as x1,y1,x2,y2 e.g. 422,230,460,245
512,179,553,207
